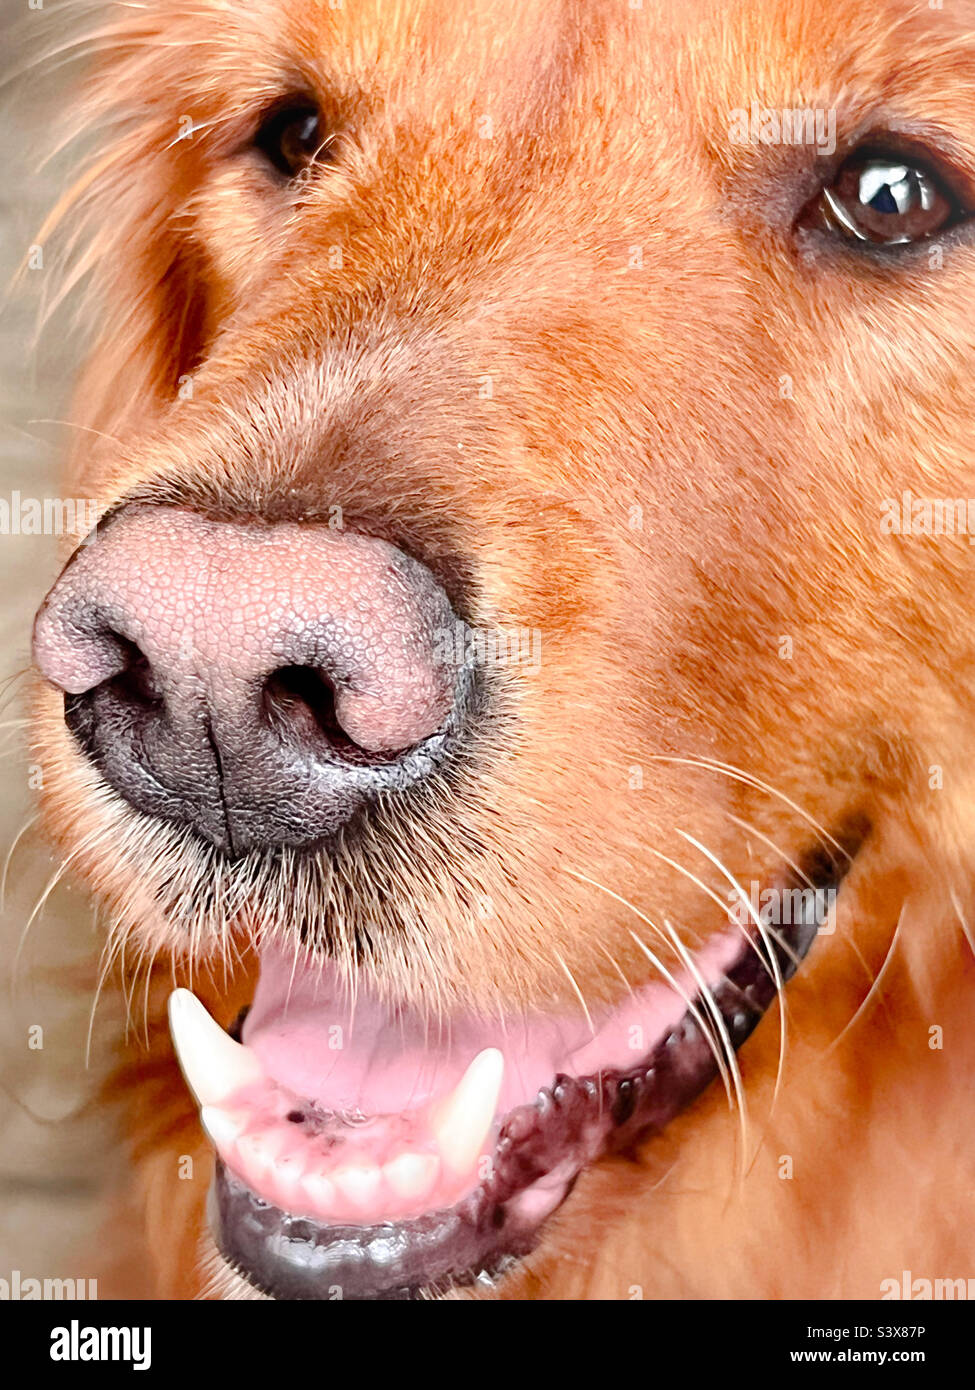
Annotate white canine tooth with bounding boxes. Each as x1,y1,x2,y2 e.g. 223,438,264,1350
430,1047,504,1176
199,1105,246,1153
168,988,264,1107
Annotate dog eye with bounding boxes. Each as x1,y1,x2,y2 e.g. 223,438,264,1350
809,147,959,246
254,101,329,178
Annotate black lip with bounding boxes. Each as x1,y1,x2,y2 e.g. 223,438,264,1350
209,829,865,1300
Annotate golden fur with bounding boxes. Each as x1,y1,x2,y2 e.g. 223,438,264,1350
26,0,975,1297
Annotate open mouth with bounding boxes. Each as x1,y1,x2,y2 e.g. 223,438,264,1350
169,836,859,1300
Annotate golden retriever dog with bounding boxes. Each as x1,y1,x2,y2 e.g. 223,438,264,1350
27,0,975,1299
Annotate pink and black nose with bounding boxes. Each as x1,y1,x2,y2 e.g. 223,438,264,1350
32,507,468,855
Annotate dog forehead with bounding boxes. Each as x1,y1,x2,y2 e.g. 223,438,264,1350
143,0,671,131
119,0,975,148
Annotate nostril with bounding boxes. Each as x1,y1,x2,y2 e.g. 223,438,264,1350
105,637,163,709
64,636,164,748
262,666,405,766
262,665,338,744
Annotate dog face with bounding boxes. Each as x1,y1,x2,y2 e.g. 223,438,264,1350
30,0,975,1298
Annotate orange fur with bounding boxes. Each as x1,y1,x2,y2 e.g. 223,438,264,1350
27,0,975,1297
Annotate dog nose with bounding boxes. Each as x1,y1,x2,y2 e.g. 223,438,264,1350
32,506,468,854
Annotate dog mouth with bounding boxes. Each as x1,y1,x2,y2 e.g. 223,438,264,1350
169,837,858,1300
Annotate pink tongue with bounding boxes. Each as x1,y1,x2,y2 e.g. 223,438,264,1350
243,931,745,1117
243,948,586,1115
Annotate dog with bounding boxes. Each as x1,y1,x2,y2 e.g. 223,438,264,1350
27,0,975,1299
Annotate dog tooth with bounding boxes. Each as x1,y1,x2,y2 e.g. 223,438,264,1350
168,988,264,1107
383,1152,440,1202
269,1146,309,1208
199,1105,246,1153
236,1128,288,1182
302,1171,338,1218
430,1047,504,1175
273,1145,307,1185
333,1164,382,1211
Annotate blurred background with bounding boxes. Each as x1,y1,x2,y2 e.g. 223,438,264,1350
0,0,124,1290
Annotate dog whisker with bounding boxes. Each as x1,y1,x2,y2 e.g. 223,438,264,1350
949,889,975,962
823,898,907,1057
0,666,33,718
565,866,739,1116
650,755,850,861
552,949,597,1039
673,832,788,1123
643,843,768,979
13,829,101,984
1,813,39,913
722,812,816,891
26,416,124,449
660,916,749,1183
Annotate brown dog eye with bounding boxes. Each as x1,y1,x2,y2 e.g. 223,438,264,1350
254,101,328,179
812,149,957,246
